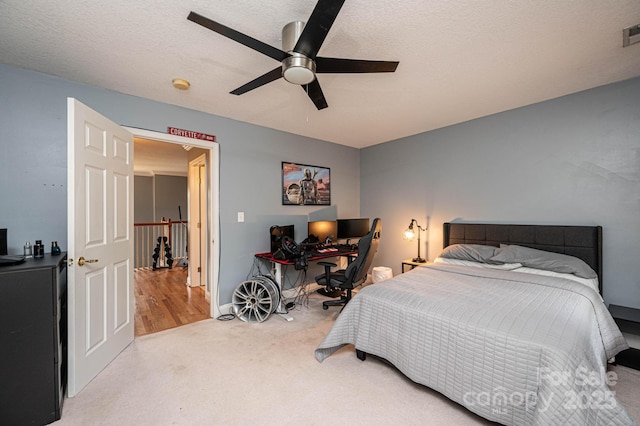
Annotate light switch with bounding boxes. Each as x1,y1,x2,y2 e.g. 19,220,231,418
237,212,244,222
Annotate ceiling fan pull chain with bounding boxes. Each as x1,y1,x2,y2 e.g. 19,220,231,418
306,84,310,123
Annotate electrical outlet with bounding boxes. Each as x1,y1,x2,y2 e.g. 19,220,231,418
237,212,244,222
623,24,640,47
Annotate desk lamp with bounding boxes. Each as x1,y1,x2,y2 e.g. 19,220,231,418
403,219,427,263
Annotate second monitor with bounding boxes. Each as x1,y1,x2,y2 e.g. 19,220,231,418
337,218,370,240
307,218,370,246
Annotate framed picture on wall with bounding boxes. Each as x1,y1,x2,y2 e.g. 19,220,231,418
281,161,331,205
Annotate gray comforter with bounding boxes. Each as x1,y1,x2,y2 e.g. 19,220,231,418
315,264,635,425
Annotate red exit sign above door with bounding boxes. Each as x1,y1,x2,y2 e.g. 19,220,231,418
167,127,216,142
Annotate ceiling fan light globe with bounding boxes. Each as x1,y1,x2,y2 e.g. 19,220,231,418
282,55,316,85
283,67,315,85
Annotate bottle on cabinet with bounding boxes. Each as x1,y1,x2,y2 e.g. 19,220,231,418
51,241,61,256
34,240,45,258
24,241,33,258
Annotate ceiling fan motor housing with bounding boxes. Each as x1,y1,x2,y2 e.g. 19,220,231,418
282,21,305,52
281,21,316,85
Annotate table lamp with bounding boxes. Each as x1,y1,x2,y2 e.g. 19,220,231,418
403,219,427,263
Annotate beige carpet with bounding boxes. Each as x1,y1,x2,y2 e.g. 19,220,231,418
54,289,639,426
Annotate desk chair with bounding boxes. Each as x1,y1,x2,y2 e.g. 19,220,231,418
316,218,382,310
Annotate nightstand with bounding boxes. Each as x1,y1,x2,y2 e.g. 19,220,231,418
609,304,640,370
401,259,429,273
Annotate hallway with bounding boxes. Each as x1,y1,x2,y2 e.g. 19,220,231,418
134,267,209,337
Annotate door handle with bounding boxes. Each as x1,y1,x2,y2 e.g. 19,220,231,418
77,256,99,267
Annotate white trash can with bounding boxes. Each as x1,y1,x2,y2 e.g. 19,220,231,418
372,266,393,283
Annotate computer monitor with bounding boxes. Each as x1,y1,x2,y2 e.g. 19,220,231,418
307,220,337,245
337,218,370,240
270,225,294,253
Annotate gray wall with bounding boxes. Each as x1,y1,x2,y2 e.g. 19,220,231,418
134,174,187,222
154,175,187,223
361,77,640,309
0,63,361,305
134,176,153,223
3,62,638,310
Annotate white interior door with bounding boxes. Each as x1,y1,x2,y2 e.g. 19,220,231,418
199,162,208,298
188,158,202,288
67,98,134,396
188,154,207,290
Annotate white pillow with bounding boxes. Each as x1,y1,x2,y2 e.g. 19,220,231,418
511,266,600,295
434,257,601,297
434,257,522,270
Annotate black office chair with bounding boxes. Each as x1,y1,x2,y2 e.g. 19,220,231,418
316,218,382,310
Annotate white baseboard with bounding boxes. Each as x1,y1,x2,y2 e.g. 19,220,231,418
218,302,233,316
281,288,300,298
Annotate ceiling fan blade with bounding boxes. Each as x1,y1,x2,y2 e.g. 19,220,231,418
303,79,328,110
293,0,346,59
188,11,290,62
316,57,399,73
230,67,283,95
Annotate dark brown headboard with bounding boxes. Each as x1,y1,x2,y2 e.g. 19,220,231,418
443,222,603,294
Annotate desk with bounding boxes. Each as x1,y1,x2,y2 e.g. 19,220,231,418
255,247,357,266
255,247,357,321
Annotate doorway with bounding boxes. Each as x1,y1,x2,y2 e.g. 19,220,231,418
132,136,215,336
126,126,221,318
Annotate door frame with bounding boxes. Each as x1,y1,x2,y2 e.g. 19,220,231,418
124,127,221,319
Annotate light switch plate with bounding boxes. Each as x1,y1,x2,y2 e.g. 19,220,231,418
237,212,244,222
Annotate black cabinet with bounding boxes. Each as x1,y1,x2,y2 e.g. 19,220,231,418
0,254,67,425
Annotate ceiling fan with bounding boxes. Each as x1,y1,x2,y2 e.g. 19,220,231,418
187,0,399,110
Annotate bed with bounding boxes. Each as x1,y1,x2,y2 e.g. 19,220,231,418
315,223,634,425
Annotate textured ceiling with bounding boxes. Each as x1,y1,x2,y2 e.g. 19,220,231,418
1,0,639,148
134,138,189,176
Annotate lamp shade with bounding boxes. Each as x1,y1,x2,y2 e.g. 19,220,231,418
403,227,415,240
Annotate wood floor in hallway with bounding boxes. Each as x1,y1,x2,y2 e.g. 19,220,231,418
134,266,210,337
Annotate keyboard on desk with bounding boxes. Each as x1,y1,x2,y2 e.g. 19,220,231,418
305,245,357,258
316,247,338,254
